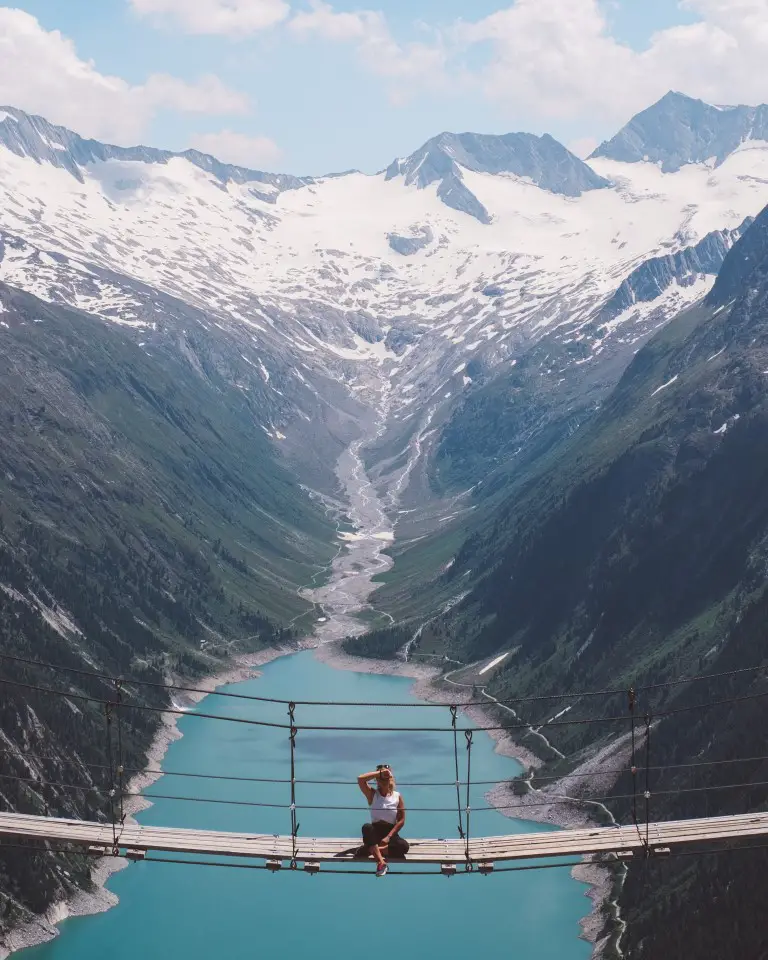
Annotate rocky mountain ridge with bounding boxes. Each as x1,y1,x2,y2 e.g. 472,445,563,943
3,93,768,531
592,90,768,172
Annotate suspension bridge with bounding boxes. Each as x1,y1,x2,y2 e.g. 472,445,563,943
1,652,768,876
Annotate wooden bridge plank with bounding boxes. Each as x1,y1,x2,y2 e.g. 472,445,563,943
0,811,766,866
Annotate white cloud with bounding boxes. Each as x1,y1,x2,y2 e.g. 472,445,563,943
0,9,249,143
143,74,249,115
285,0,768,131
289,0,372,41
289,1,448,98
189,129,283,168
130,0,290,36
454,0,768,125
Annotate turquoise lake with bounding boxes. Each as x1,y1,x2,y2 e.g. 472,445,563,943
23,651,592,959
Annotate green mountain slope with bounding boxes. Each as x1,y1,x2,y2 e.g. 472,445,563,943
353,206,768,957
0,281,337,933
441,207,768,956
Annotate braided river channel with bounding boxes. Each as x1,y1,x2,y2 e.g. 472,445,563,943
21,651,592,960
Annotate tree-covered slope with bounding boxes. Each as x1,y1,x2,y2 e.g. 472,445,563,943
426,205,768,956
353,205,768,957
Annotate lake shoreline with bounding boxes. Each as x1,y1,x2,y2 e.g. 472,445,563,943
315,642,623,959
0,645,296,960
2,640,620,960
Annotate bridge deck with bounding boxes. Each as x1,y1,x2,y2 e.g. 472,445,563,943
1,810,767,866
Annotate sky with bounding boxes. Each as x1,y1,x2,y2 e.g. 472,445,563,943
0,0,767,175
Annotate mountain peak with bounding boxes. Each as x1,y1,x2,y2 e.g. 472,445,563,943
0,105,309,202
591,91,768,172
385,130,610,223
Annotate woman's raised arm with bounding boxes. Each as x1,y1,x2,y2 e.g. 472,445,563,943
357,771,377,804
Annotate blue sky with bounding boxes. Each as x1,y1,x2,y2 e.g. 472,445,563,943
0,0,760,175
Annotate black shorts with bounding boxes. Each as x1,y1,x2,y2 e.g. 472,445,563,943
361,820,409,858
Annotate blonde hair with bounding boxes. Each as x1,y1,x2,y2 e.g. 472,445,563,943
378,770,396,795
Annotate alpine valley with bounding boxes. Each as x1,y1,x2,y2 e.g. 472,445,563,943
3,90,768,958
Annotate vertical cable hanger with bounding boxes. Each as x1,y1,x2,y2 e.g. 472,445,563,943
464,729,474,871
644,711,652,855
450,706,465,841
103,702,118,856
288,702,300,868
114,679,126,830
628,687,640,837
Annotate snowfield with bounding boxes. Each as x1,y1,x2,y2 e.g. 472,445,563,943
1,135,767,342
1,101,768,514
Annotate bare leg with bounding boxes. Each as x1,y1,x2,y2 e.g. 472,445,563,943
368,843,386,867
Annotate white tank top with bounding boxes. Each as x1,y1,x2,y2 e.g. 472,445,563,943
370,790,400,824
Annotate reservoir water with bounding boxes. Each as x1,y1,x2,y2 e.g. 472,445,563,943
22,651,592,960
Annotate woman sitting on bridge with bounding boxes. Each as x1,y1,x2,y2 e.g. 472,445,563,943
357,764,409,876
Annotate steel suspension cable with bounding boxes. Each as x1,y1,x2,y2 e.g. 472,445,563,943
0,674,641,732
8,838,768,878
0,651,625,707
5,766,768,813
3,671,768,736
4,745,768,789
8,650,767,711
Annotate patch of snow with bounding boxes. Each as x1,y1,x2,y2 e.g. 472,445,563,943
478,652,511,676
0,584,26,603
651,374,679,397
28,593,82,639
546,705,573,724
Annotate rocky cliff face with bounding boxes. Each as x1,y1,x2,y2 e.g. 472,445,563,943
598,218,753,322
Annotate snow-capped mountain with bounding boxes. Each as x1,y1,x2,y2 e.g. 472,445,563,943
384,131,609,223
0,105,309,201
1,91,768,517
592,90,768,172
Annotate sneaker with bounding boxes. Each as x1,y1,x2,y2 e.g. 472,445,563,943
375,862,388,878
